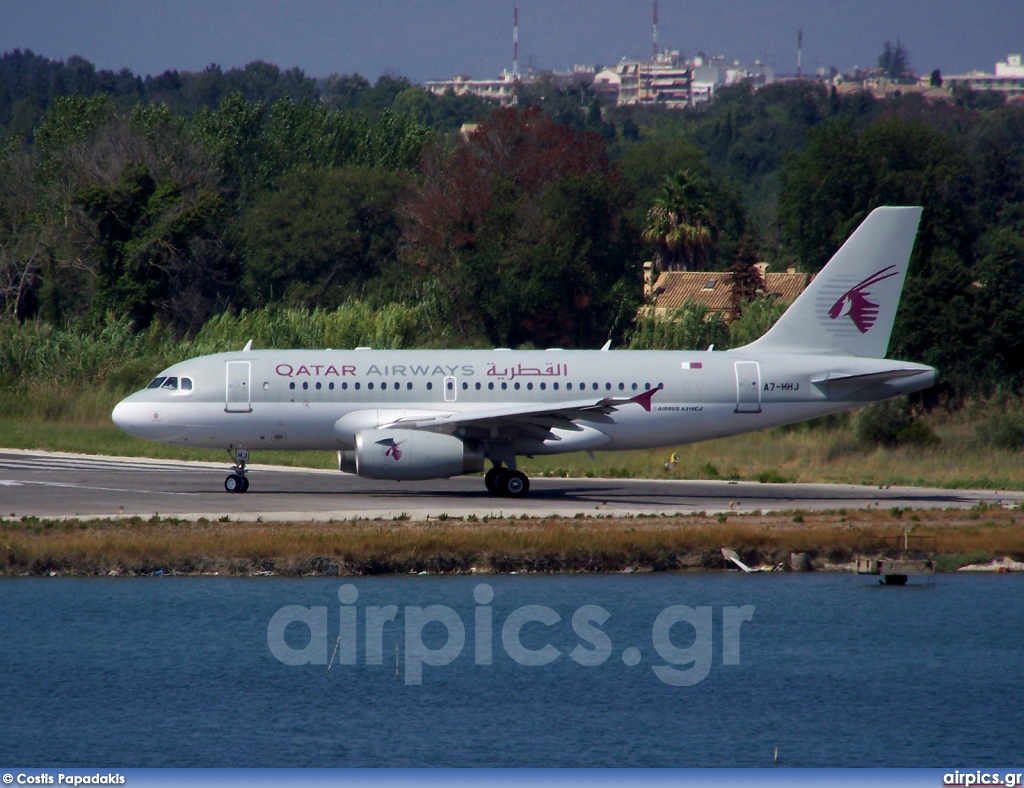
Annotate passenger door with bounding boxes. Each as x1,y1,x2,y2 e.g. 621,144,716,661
225,361,252,413
734,361,761,414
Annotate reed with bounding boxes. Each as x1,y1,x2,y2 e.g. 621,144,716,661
3,509,1021,576
0,300,432,399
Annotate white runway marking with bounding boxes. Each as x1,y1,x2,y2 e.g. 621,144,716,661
0,478,200,495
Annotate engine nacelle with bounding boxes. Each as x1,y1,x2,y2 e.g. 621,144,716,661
339,429,484,481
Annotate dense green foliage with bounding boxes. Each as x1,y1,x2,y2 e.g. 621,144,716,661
854,398,941,448
402,107,639,347
2,49,1024,405
0,302,429,394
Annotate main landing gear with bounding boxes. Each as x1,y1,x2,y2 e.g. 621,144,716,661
484,465,530,498
225,448,250,493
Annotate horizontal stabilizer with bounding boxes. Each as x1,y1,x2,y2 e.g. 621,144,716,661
810,367,935,398
810,369,931,387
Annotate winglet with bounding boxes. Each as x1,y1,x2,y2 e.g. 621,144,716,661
629,385,662,412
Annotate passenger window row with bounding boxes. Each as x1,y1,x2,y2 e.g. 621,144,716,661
289,381,423,391
284,380,662,393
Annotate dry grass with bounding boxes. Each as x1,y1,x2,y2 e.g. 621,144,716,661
4,508,1022,576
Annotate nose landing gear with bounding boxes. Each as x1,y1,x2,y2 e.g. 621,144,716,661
225,448,250,493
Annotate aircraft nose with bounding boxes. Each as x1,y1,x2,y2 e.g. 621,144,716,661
111,399,148,437
111,398,185,441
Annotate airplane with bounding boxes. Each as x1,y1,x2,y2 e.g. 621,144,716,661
112,206,937,497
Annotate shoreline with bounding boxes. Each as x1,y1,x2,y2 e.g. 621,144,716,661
3,509,1022,577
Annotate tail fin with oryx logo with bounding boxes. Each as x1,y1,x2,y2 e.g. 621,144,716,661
739,206,922,359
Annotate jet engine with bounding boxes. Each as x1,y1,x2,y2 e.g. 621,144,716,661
339,429,484,481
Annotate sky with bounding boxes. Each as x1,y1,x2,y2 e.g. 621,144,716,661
1,0,1022,83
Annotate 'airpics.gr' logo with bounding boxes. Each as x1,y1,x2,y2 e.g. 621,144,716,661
828,265,899,333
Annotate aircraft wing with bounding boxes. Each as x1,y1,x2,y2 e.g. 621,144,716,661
380,387,661,435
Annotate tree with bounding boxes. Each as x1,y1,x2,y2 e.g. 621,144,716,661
189,94,433,199
627,301,730,350
28,98,233,331
402,105,639,347
641,170,718,271
239,168,409,309
879,39,913,82
727,235,763,319
0,142,52,319
967,104,1024,230
391,87,492,134
778,119,872,272
779,114,983,394
617,135,707,224
969,228,1024,390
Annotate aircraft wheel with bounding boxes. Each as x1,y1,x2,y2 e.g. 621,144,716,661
224,474,243,493
484,467,504,495
240,477,250,493
503,471,530,497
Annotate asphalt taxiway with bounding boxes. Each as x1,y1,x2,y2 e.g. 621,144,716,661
1,449,1020,521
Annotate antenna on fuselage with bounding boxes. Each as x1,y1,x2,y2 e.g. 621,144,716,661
600,340,611,351
242,340,253,352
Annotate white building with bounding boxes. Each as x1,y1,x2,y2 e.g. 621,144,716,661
423,72,520,105
593,52,773,108
945,55,1024,98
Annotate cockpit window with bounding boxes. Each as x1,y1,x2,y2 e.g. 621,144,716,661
161,377,178,390
147,377,167,389
180,377,193,391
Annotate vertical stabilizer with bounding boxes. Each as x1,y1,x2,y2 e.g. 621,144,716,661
739,206,922,358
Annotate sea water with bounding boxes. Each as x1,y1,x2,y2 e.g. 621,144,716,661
0,573,1020,767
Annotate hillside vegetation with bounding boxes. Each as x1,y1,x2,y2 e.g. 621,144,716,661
2,50,1024,484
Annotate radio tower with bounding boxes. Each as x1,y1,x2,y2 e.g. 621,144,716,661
797,28,803,78
513,5,519,78
652,1,658,59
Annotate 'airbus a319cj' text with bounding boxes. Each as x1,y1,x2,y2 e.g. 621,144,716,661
112,207,937,497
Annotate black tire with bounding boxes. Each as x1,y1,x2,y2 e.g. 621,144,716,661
224,474,242,493
240,477,250,493
503,470,530,497
484,467,503,495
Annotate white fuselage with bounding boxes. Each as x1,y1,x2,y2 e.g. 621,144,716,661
112,347,936,455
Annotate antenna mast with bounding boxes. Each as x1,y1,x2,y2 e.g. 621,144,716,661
797,28,803,78
653,1,658,59
513,5,519,78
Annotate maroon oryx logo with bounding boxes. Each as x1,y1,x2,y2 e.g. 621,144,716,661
828,265,900,334
380,438,408,461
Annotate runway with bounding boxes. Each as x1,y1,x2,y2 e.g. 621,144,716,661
1,449,1021,521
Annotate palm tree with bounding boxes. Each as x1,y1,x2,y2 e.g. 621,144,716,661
642,170,718,272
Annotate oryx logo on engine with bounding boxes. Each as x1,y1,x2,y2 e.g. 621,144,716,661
377,438,408,461
828,265,900,333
